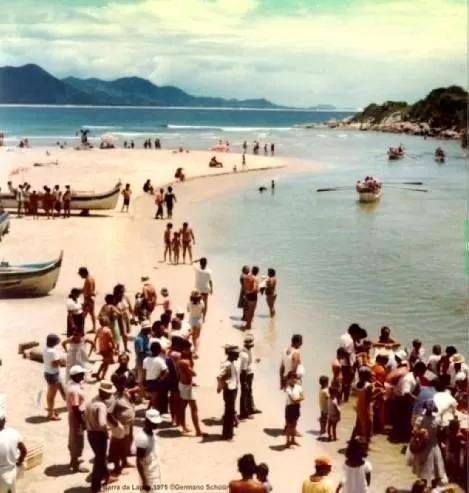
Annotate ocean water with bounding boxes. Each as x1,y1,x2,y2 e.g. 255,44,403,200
1,106,467,379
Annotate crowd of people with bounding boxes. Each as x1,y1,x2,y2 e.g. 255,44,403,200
355,176,382,193
4,181,72,218
243,141,275,156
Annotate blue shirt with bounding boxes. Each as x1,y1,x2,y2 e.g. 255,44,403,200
134,333,150,365
413,386,436,416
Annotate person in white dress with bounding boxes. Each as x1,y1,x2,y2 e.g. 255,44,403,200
0,412,27,493
336,438,372,493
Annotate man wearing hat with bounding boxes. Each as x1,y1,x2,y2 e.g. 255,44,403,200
135,409,162,490
85,380,117,492
217,345,240,441
239,334,261,420
301,456,334,493
0,412,27,493
66,365,89,473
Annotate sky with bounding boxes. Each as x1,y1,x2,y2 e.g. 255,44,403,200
0,0,466,107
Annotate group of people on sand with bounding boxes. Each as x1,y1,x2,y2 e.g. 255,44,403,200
162,221,196,264
312,322,468,491
5,181,72,218
238,266,277,330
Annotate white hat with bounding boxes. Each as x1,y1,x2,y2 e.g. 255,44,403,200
0,410,5,420
145,409,163,424
455,371,467,382
175,306,184,315
395,349,407,361
70,365,89,376
141,320,152,329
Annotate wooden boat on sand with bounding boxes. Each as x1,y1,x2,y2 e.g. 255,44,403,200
0,251,63,297
0,211,10,240
0,182,121,214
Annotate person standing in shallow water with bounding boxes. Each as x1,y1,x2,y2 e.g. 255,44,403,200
264,268,277,317
238,266,250,321
243,266,259,330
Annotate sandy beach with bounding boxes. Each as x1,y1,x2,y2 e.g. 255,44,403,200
0,146,463,493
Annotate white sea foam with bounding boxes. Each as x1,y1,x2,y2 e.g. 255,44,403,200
167,124,292,132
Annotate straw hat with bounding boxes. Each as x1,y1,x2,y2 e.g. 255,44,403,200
98,380,114,394
450,353,465,364
70,365,89,376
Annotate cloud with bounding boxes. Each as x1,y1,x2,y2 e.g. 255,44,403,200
0,0,465,106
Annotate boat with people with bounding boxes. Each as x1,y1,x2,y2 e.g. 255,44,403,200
0,182,122,214
0,251,63,297
0,210,10,240
355,176,382,203
435,147,445,163
387,145,405,160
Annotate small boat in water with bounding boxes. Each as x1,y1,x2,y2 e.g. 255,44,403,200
0,211,10,240
356,177,382,203
434,147,445,163
0,182,121,214
387,146,405,160
0,251,63,297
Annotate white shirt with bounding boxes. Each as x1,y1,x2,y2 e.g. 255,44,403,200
433,390,457,426
43,347,60,375
66,298,82,314
219,361,238,390
285,383,303,405
134,429,158,456
187,301,204,319
170,322,191,340
0,427,21,475
143,356,168,381
239,348,253,374
448,362,469,386
194,266,212,294
340,333,356,365
395,372,417,396
342,461,372,493
149,336,170,353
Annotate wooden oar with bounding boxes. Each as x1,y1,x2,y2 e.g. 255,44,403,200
386,186,428,192
383,181,423,185
316,187,353,192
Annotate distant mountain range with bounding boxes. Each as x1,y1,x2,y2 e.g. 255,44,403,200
0,64,337,110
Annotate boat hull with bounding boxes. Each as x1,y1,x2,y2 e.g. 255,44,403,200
0,183,121,212
0,252,63,297
0,212,10,239
358,190,382,203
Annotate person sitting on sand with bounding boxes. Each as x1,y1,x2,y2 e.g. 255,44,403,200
229,454,265,493
143,179,154,194
174,167,185,181
209,156,223,168
301,456,334,493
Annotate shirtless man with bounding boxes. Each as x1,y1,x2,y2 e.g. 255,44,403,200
229,454,264,493
177,340,204,436
78,267,96,333
163,223,173,263
141,276,157,318
243,266,259,331
154,188,164,219
180,222,195,264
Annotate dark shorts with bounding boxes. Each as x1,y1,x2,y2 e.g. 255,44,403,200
44,372,60,385
123,198,130,206
285,403,300,425
144,380,164,392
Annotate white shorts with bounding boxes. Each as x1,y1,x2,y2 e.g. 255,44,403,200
178,382,195,401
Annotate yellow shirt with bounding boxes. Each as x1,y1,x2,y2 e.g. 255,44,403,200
302,477,334,493
319,388,329,413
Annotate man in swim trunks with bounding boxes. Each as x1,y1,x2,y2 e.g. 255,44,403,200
154,188,164,219
78,267,96,333
177,340,204,436
180,222,195,264
163,223,173,263
164,186,176,219
243,266,259,331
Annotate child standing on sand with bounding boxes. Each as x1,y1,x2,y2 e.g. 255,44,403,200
318,375,329,437
284,371,304,448
93,317,115,381
121,183,132,212
327,386,341,441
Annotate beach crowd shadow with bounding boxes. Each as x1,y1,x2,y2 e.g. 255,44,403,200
263,427,284,438
202,417,222,427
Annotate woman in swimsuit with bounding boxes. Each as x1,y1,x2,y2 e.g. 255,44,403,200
264,268,277,317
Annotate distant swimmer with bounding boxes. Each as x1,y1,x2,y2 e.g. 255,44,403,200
258,187,267,193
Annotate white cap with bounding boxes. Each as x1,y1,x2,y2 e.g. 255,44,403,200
145,409,163,424
175,306,184,315
395,349,407,361
69,365,89,376
141,320,152,329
